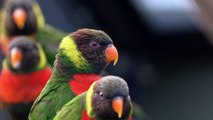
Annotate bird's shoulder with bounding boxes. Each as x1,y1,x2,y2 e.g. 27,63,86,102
53,92,86,120
29,80,72,120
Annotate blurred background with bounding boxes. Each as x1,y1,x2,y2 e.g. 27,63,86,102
2,0,213,120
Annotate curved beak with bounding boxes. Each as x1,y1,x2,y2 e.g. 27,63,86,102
10,47,22,69
112,96,124,118
12,8,27,30
105,44,118,66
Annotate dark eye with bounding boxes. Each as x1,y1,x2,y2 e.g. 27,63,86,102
99,92,104,97
89,41,100,49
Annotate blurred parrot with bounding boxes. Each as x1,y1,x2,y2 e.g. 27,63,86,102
29,28,119,120
0,0,67,66
53,76,132,120
0,36,52,120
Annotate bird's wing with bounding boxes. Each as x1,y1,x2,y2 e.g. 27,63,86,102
36,24,68,65
29,80,73,120
53,93,86,120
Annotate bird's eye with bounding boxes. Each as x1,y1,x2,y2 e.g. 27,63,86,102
89,41,100,49
99,92,104,97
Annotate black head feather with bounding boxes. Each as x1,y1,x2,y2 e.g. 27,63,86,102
71,28,113,74
91,76,132,120
7,36,40,73
3,0,38,36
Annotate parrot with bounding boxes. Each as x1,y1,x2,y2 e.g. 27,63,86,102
0,0,67,66
53,75,132,120
0,36,52,120
29,28,119,120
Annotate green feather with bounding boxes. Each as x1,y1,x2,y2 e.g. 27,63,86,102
53,76,131,120
29,79,75,120
53,93,86,120
29,36,92,120
35,24,67,66
53,91,103,120
32,2,68,66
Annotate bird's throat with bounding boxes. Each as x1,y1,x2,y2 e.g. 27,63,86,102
69,74,101,95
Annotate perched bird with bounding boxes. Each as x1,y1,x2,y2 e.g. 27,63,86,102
0,0,67,65
29,28,119,120
53,76,132,120
0,36,52,120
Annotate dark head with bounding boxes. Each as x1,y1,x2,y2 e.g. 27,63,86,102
2,0,44,36
86,76,132,120
55,28,118,76
6,36,47,73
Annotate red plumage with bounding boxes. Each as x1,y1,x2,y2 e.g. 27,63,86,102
0,36,14,55
69,74,101,96
81,111,94,120
70,74,132,120
69,74,100,120
0,67,52,103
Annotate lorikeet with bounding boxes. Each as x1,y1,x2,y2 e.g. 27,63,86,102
0,36,52,120
0,0,67,65
29,28,119,120
53,75,132,120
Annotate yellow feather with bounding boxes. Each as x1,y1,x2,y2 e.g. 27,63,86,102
2,59,8,69
86,82,95,117
0,8,6,35
32,1,45,29
37,43,47,69
59,36,89,70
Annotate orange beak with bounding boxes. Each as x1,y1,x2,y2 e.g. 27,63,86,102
10,47,22,69
12,8,27,30
105,44,119,66
112,96,124,118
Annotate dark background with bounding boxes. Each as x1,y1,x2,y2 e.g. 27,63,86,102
37,0,213,120
2,0,213,120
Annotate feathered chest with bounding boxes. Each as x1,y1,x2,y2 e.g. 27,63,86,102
69,74,101,96
0,67,52,103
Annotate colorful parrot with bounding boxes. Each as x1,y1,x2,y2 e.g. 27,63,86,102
29,28,119,120
53,76,132,120
0,36,52,120
0,0,67,65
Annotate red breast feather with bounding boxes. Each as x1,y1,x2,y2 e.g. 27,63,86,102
81,111,94,120
69,74,101,96
69,74,100,120
0,67,52,103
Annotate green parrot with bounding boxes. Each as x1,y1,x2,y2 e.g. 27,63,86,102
0,36,52,120
29,28,119,120
53,75,132,120
0,0,67,65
